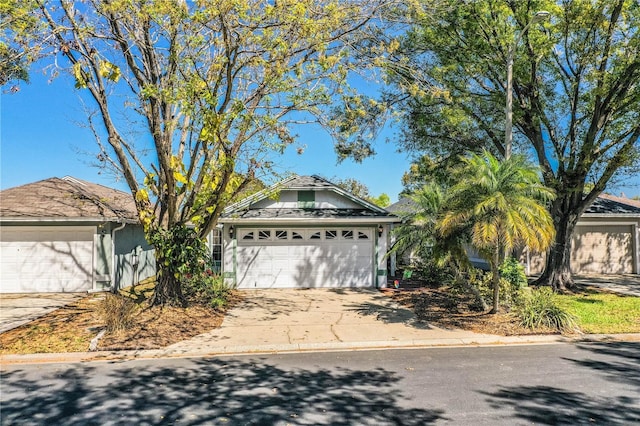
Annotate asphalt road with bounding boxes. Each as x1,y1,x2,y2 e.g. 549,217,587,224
1,342,639,425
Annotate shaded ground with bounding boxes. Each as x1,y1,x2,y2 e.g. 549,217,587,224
388,281,558,336
0,293,240,354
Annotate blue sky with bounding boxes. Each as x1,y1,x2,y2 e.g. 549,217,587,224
1,72,410,202
2,71,639,201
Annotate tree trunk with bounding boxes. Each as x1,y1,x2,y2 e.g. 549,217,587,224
150,269,185,307
489,247,500,314
534,197,582,292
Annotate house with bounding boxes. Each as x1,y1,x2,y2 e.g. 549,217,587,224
0,176,154,293
526,193,640,275
386,193,640,275
217,175,400,288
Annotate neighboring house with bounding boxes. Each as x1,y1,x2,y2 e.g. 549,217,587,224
218,175,400,289
0,176,154,293
526,194,640,275
386,194,640,275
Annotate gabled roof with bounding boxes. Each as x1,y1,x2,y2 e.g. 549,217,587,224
0,176,138,222
221,174,398,222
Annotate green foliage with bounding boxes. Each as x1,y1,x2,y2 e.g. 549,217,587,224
381,0,640,288
183,272,233,310
499,257,528,292
32,0,393,243
0,0,38,87
438,151,555,312
516,287,578,333
98,293,138,333
370,193,391,208
147,225,210,283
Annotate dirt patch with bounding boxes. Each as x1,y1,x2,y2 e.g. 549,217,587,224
388,284,557,336
0,292,242,354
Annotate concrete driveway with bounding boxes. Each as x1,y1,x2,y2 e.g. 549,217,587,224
574,274,640,297
0,293,84,334
164,289,508,355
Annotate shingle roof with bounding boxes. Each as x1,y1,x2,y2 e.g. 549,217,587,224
223,174,397,220
230,208,393,220
387,193,640,216
584,194,640,215
385,197,417,215
283,175,335,189
0,176,138,222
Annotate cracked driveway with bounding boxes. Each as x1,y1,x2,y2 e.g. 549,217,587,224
165,288,500,355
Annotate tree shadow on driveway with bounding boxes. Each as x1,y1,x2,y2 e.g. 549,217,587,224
1,357,446,425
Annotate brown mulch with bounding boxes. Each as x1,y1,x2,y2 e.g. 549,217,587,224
0,292,242,354
389,284,557,336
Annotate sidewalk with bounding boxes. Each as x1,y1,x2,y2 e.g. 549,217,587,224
2,289,639,365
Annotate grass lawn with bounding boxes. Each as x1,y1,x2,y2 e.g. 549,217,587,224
557,288,640,334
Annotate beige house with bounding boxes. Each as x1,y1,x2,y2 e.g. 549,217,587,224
388,193,640,276
526,194,640,275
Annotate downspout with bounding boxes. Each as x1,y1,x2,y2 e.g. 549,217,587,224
634,223,639,274
111,222,127,291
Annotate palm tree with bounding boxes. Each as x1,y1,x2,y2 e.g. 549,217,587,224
390,183,470,271
438,151,555,313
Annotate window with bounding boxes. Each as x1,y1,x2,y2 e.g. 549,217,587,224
258,230,271,240
310,231,322,240
341,230,354,239
211,228,222,273
291,231,303,240
325,230,337,240
242,231,255,240
298,190,315,208
276,230,288,240
358,231,370,240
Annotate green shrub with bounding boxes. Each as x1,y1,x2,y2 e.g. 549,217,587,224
499,257,527,292
469,258,528,310
98,293,138,332
183,272,233,310
517,287,579,333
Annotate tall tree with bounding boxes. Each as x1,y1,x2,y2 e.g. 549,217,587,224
438,151,556,313
29,0,392,304
376,0,640,290
0,0,39,88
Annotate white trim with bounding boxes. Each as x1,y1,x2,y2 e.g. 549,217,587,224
581,214,640,219
576,221,638,226
220,217,400,225
633,223,640,274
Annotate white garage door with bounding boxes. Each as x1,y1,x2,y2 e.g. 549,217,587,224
571,224,634,274
0,226,94,293
236,228,374,288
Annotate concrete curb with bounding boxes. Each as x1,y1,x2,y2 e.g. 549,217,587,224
2,333,639,366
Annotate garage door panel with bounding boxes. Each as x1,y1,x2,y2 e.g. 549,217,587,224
571,225,633,274
1,226,94,293
236,228,374,289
